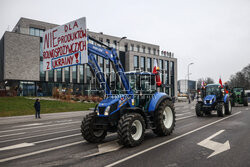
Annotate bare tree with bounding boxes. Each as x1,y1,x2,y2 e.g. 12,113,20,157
228,64,250,89
197,77,214,88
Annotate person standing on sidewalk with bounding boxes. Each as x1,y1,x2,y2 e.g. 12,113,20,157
34,99,41,119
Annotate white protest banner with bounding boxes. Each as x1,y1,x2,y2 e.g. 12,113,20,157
42,17,87,71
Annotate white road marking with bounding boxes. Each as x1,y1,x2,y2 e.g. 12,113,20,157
0,141,84,163
0,121,80,134
84,140,122,158
13,123,45,128
197,130,230,158
0,133,116,163
0,128,80,143
0,132,25,138
0,143,35,151
176,115,195,120
0,133,80,152
33,133,80,144
246,108,249,110
105,111,242,167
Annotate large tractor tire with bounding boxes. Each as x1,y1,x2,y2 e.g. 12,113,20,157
225,99,232,115
81,113,107,143
243,97,248,106
117,113,145,147
195,103,204,117
152,99,175,136
217,102,225,117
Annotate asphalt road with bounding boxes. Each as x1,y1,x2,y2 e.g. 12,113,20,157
0,102,249,167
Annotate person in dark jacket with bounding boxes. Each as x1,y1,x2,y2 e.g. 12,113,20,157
34,99,41,119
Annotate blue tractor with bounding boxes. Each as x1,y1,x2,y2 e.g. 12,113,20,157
81,37,175,147
196,84,232,117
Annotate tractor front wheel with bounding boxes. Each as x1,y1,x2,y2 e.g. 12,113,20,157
195,103,204,117
117,113,145,147
153,99,175,136
217,102,225,117
225,100,232,115
81,113,107,143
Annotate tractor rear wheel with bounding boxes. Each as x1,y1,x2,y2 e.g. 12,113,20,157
195,103,204,117
217,102,225,117
243,97,248,106
152,99,175,136
225,100,232,115
117,113,145,147
81,113,107,143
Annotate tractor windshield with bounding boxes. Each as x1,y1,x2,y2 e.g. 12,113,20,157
233,88,244,93
205,85,221,96
126,73,156,94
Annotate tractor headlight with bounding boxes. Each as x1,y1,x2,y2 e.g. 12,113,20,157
210,99,212,104
104,106,110,116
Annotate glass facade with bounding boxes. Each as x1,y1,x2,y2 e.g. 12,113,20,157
57,68,62,82
140,57,145,71
134,56,139,70
64,67,70,83
80,65,84,83
49,70,54,82
147,58,152,72
170,61,175,96
72,66,77,83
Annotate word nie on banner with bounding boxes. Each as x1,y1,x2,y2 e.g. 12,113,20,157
42,17,87,71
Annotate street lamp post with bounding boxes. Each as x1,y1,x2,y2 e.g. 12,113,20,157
187,63,194,103
117,36,127,59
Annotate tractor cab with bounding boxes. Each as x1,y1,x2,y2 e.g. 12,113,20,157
125,71,157,109
196,84,232,117
231,87,248,106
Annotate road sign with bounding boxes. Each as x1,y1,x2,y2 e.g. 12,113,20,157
42,17,87,71
197,130,230,158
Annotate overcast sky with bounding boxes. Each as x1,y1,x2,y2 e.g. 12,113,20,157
1,0,250,83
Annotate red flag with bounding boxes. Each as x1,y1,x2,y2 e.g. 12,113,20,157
219,78,223,88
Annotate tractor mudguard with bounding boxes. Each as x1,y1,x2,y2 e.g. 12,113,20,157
224,94,229,103
148,92,172,112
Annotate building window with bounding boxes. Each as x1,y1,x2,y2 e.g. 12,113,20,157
124,44,128,52
86,65,91,84
137,45,140,52
130,44,134,51
153,48,156,55
56,68,62,82
148,47,151,54
140,57,145,71
99,56,104,72
106,39,110,46
30,28,35,36
30,27,44,37
49,70,54,82
147,58,152,72
159,59,164,82
106,59,110,73
170,61,175,96
113,40,117,48
165,60,169,85
99,38,103,42
80,65,84,83
40,61,45,81
72,66,77,83
142,46,145,53
64,67,70,83
134,56,139,70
